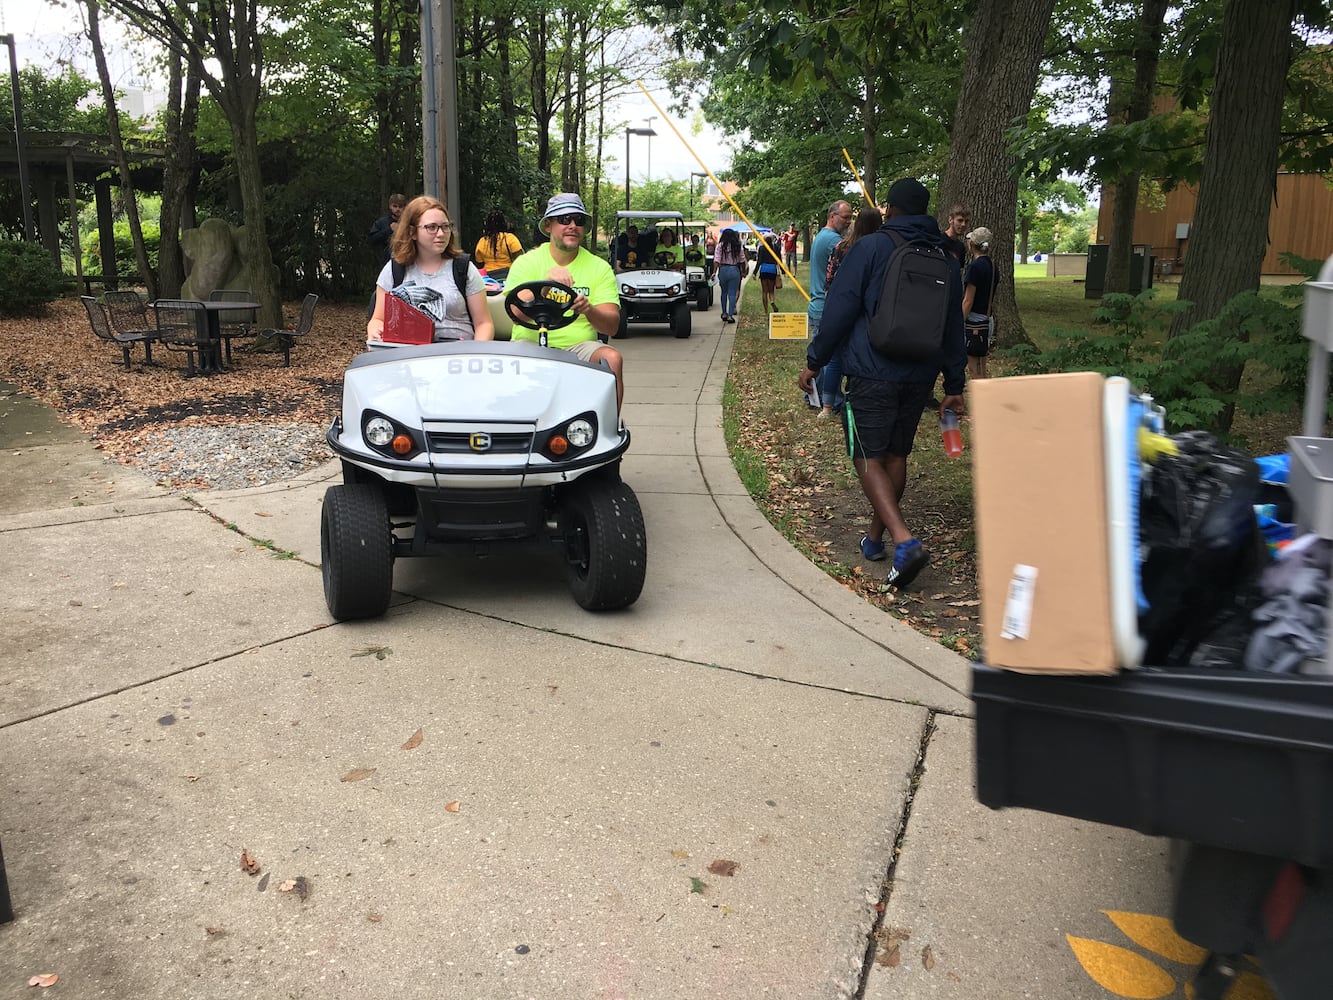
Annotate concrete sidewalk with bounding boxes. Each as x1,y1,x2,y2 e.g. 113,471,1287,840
0,314,1177,998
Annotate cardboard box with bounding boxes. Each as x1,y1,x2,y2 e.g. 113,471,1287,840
971,372,1117,674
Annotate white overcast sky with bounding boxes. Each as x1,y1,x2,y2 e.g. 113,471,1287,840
0,0,737,185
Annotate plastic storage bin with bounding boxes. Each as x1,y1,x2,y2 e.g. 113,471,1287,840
972,664,1333,868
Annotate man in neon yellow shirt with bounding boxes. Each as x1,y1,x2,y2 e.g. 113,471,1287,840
506,193,624,409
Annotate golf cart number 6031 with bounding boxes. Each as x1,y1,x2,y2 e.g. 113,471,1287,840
447,357,522,375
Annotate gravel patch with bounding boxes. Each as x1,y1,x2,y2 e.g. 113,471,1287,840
127,420,335,492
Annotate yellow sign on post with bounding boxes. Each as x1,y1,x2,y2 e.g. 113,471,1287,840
768,312,809,340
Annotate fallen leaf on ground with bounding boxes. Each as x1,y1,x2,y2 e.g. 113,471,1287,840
254,511,272,517
444,800,461,813
707,859,740,876
669,848,690,859
401,727,423,750
351,645,392,660
877,943,900,967
368,913,383,923
240,849,260,875
689,877,706,894
922,944,936,970
205,927,225,936
341,767,376,782
278,879,297,892
27,974,58,988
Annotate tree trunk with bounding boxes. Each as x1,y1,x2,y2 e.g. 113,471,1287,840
86,0,157,300
1105,0,1170,294
938,0,1058,351
372,0,390,204
496,23,523,222
158,48,200,298
861,66,880,202
1165,0,1295,435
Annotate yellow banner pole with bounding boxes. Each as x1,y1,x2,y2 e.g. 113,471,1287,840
841,148,873,207
635,81,809,304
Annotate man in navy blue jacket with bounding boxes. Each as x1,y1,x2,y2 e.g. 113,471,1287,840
798,178,967,589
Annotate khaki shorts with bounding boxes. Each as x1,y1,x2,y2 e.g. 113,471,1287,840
565,339,603,363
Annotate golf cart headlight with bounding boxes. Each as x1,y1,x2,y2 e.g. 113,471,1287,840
670,284,681,295
567,419,594,448
620,285,636,296
365,416,395,446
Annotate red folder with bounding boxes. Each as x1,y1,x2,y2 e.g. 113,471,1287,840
383,294,435,345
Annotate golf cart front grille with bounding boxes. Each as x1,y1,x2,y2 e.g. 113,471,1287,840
416,488,544,541
427,431,533,455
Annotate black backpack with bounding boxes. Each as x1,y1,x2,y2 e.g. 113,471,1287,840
390,253,471,302
866,231,951,362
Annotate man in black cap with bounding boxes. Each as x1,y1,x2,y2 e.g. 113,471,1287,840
797,178,966,590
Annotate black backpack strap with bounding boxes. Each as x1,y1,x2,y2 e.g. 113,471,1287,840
390,260,405,287
453,253,470,299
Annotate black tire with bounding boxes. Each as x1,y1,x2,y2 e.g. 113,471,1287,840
671,300,692,339
707,286,714,308
321,484,394,621
562,479,647,611
695,286,709,311
616,308,628,340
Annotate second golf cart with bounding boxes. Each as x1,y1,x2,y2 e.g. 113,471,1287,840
610,210,706,338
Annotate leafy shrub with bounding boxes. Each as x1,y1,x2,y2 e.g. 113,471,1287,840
81,220,160,277
1004,287,1308,442
0,239,66,315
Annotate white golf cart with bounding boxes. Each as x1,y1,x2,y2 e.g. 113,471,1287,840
610,210,695,338
681,220,715,312
321,281,647,620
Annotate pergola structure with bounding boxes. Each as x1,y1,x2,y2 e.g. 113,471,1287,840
0,129,164,289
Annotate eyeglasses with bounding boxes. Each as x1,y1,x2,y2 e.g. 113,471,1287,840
551,213,589,227
417,222,453,234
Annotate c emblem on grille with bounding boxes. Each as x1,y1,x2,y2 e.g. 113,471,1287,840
469,432,492,452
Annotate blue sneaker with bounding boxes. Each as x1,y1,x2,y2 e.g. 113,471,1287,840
859,535,886,561
886,539,928,590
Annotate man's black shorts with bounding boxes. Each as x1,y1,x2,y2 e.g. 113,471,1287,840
841,376,934,459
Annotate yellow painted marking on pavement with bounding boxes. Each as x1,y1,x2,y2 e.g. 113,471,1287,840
1066,935,1176,999
1103,910,1208,965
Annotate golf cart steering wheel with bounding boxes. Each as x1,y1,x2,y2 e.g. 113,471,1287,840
654,251,674,267
684,248,704,264
504,281,580,333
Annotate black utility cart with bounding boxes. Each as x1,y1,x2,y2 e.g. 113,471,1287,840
973,265,1333,1000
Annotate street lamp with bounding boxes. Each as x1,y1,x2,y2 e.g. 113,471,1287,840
624,125,657,212
643,116,658,179
0,35,33,241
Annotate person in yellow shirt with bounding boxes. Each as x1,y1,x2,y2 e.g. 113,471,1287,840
473,209,524,280
506,193,624,410
657,229,685,270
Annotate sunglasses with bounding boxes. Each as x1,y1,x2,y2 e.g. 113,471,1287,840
417,222,453,233
551,213,589,227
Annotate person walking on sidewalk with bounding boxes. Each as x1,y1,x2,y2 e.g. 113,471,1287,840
815,205,883,420
797,178,965,590
713,229,745,323
808,200,854,411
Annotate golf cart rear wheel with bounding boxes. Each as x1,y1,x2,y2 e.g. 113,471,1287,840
671,300,692,339
562,479,647,611
695,286,709,311
321,484,393,621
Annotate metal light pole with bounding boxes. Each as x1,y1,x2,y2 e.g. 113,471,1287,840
0,35,33,241
420,0,460,227
689,171,707,213
624,125,656,212
643,116,657,180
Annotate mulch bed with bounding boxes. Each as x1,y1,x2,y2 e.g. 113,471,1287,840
0,296,369,471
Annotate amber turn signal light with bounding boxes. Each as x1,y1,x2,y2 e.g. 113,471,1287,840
392,434,414,455
548,436,569,455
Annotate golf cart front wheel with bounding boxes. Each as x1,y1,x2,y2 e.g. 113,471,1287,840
671,300,692,339
562,479,647,611
321,484,394,620
695,286,709,311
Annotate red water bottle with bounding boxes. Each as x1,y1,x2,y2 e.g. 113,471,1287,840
940,408,963,458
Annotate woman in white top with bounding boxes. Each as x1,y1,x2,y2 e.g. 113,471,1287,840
366,195,493,343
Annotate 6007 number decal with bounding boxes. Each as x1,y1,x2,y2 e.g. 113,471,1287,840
446,358,520,375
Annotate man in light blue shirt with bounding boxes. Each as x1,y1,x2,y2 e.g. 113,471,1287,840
807,200,853,413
